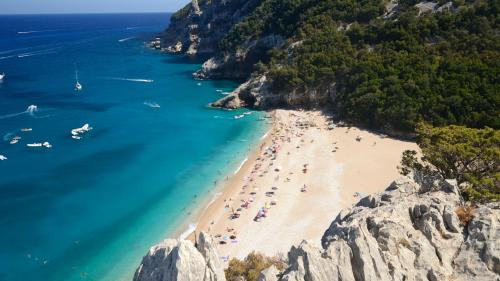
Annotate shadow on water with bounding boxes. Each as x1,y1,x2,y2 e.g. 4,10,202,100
160,53,210,65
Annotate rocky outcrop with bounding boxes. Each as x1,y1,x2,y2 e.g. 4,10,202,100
258,265,279,281
193,34,285,80
279,173,500,281
133,232,226,281
133,174,499,281
210,75,336,109
162,0,262,56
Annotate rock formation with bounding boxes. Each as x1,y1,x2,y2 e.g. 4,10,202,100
162,0,262,56
133,232,226,281
279,173,499,281
134,173,499,281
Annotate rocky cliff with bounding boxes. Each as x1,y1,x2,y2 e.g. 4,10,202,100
277,173,500,281
134,232,226,281
162,0,262,57
134,173,499,281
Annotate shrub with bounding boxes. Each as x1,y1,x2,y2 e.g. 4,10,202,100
225,251,285,281
400,124,500,202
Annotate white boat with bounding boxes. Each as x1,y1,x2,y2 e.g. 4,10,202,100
42,142,52,148
0,73,5,80
27,143,43,147
0,155,7,161
74,64,82,91
234,114,245,119
71,123,92,139
21,128,32,132
10,139,19,145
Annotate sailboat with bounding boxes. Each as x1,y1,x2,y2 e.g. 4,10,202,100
74,65,82,91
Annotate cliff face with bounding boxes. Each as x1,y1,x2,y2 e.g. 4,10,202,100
133,232,226,281
134,174,500,281
209,75,336,110
163,0,262,56
278,173,500,281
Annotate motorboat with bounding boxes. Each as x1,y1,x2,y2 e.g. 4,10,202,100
0,155,7,161
21,128,33,132
74,64,82,91
75,81,82,91
0,73,5,80
71,123,92,139
27,143,43,147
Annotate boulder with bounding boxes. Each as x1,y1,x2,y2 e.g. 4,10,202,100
133,232,226,281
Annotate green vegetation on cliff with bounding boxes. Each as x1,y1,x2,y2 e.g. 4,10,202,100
221,0,499,132
400,124,500,202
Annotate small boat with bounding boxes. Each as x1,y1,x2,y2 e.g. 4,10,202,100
42,142,52,148
234,115,245,119
74,64,82,91
27,143,43,147
0,155,7,161
10,139,19,145
0,73,5,80
71,123,92,139
21,128,33,132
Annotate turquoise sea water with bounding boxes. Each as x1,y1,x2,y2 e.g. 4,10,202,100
0,14,266,281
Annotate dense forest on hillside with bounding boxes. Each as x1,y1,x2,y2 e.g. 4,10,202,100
219,0,499,132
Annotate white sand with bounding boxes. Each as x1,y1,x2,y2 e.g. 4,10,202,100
185,109,418,263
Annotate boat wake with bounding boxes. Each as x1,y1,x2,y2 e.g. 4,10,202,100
109,77,154,83
144,101,161,108
118,37,136,43
17,47,61,58
0,105,38,120
17,29,60,35
178,223,198,240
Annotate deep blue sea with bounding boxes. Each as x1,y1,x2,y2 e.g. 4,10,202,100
0,14,265,281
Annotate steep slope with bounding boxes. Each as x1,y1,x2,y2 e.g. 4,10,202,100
162,0,262,57
163,0,499,133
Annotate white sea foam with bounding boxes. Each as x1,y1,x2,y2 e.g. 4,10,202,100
234,158,248,175
110,77,154,83
205,192,222,210
118,37,136,43
178,223,198,240
260,132,269,140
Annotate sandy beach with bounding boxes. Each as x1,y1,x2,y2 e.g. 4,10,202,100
185,109,418,263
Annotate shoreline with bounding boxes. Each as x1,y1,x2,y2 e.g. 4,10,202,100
170,113,275,241
173,108,418,262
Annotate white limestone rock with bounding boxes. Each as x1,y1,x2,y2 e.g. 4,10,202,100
133,232,226,281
